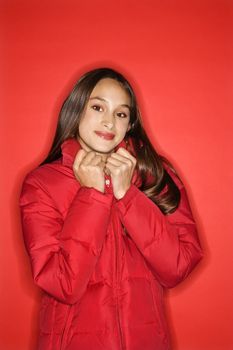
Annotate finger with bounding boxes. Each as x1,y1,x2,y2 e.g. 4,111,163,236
116,147,131,156
116,147,137,164
98,161,106,171
105,162,118,174
109,153,135,171
104,166,111,176
81,151,96,165
89,155,102,166
106,157,123,167
109,152,133,165
73,149,87,168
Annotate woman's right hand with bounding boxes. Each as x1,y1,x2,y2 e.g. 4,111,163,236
73,149,105,193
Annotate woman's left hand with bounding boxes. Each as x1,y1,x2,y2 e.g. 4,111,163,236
105,147,137,199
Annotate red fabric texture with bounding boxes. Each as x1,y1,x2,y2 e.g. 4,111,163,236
19,138,203,350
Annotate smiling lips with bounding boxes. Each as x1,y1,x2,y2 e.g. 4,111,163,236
95,131,115,140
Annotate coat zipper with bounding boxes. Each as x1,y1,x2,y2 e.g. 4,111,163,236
113,211,124,350
105,177,124,349
60,305,73,350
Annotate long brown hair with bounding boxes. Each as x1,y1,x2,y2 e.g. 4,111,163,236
41,67,180,214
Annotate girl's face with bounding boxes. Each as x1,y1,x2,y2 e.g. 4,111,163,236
78,78,131,159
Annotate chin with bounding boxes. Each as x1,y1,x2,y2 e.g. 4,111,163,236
92,139,117,152
94,145,115,154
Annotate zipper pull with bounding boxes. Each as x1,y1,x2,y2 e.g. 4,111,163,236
105,178,110,187
104,174,113,194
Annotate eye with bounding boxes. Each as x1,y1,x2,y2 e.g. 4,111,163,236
117,112,129,118
92,104,103,112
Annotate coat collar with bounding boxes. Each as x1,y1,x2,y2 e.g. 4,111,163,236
61,138,82,168
61,137,131,168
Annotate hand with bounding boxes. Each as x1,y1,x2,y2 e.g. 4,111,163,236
73,150,105,193
105,147,137,199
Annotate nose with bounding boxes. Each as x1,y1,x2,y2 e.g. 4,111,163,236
102,112,114,129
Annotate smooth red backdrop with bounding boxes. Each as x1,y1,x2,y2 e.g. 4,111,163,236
1,1,233,349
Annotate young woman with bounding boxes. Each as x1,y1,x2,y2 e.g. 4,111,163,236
19,67,203,350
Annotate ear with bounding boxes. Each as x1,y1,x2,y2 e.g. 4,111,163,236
127,123,131,132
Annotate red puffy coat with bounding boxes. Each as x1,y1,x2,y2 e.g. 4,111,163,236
19,138,203,350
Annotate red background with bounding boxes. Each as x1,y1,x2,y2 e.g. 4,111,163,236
1,1,233,349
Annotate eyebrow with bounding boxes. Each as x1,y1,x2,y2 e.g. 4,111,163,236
89,96,130,110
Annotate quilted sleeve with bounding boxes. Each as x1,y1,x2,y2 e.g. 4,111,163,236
19,173,113,304
116,170,203,288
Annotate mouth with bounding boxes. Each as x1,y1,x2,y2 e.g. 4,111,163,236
94,131,115,140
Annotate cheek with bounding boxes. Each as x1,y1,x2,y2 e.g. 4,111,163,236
117,120,130,135
79,114,96,133
78,121,90,139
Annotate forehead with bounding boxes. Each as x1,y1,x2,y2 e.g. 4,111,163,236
90,78,131,105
